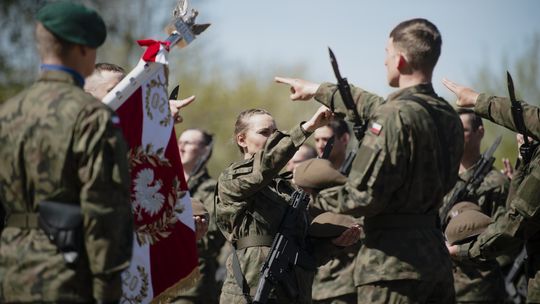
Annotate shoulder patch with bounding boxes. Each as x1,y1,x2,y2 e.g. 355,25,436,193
221,159,254,180
369,121,383,136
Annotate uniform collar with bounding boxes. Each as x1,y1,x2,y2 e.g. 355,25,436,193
387,83,436,101
40,64,85,87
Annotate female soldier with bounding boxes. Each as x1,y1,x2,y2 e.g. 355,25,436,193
216,106,335,303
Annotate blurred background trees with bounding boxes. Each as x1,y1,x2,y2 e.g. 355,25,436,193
1,0,538,176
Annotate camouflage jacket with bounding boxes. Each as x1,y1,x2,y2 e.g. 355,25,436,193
216,124,314,303
0,70,133,302
177,166,225,302
458,95,540,300
441,166,509,301
313,83,463,285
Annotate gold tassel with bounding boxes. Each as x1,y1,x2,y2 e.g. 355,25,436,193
150,267,201,303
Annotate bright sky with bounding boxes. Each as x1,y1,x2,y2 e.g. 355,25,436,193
197,0,540,100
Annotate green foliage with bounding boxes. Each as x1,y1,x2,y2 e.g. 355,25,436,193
470,34,540,170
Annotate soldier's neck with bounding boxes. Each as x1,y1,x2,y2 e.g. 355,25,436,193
460,152,481,173
398,70,432,89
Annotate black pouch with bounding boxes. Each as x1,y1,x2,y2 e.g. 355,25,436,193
38,200,83,264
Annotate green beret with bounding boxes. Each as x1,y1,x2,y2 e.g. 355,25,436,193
37,2,106,47
308,212,357,238
445,210,491,245
293,159,347,190
445,201,481,224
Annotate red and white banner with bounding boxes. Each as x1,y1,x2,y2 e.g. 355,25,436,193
103,40,198,303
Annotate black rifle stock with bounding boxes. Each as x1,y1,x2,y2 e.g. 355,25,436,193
253,190,312,304
439,136,502,228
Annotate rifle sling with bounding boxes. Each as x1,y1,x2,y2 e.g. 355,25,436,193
235,235,274,250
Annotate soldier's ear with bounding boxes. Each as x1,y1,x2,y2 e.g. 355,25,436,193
237,133,247,149
397,54,411,73
477,125,485,138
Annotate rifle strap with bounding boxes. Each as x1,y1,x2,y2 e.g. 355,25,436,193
232,248,254,303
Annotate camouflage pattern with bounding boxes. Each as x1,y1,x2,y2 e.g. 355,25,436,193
311,241,360,301
452,259,506,303
312,191,362,304
440,167,509,221
356,279,455,303
174,167,225,304
440,166,510,302
0,70,133,302
461,94,540,302
216,124,314,303
313,83,463,303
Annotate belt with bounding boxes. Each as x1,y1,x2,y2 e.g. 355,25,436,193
234,235,274,250
5,213,39,228
364,214,437,231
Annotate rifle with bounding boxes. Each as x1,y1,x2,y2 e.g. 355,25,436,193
328,48,368,142
508,72,534,164
439,136,502,228
253,190,314,304
505,246,527,304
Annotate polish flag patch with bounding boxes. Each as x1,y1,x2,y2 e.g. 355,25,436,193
370,122,383,135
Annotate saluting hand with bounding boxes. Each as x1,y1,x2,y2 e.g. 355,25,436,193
442,78,480,108
274,76,320,101
170,95,196,124
302,106,334,133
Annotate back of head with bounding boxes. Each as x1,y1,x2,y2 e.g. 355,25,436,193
36,2,106,60
85,63,126,100
389,18,441,73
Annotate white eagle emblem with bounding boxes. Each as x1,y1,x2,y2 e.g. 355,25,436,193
133,168,165,216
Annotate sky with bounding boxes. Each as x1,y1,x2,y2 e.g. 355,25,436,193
194,0,540,100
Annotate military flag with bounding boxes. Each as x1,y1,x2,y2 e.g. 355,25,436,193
101,2,209,300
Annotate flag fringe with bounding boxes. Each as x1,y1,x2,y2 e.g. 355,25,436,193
150,266,201,303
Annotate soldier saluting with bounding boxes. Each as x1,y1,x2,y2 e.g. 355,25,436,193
444,77,540,302
0,2,133,303
276,18,464,303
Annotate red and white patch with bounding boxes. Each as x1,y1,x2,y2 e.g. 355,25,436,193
369,122,383,135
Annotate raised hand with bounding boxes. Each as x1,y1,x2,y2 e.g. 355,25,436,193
170,95,196,124
302,105,334,133
442,78,480,108
274,76,320,101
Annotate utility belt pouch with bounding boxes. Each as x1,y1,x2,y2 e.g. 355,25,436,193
38,200,83,264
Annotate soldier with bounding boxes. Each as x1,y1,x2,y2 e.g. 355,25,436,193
276,18,463,303
84,62,196,123
444,78,540,302
215,107,361,303
313,120,350,170
439,108,512,302
445,207,506,303
0,2,133,303
309,121,360,304
174,128,225,304
286,144,317,172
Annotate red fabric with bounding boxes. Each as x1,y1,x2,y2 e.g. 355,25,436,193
137,39,171,62
114,68,197,298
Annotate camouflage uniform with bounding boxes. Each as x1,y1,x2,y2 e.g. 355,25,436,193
216,124,315,303
457,94,540,302
441,167,510,302
313,83,463,303
175,167,225,304
0,69,133,302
